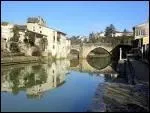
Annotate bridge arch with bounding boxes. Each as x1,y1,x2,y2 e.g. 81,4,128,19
81,44,113,58
70,49,80,59
87,46,111,57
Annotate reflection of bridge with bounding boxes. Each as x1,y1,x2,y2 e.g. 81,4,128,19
71,42,131,58
69,59,117,75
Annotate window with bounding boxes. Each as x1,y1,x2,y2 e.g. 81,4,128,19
40,31,42,33
53,36,55,42
57,36,60,42
33,26,35,31
39,26,41,29
53,45,55,49
143,29,145,36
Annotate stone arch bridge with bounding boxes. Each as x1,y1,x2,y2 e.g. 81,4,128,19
71,43,119,58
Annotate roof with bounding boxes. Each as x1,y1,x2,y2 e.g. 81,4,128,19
115,31,133,33
27,17,40,23
15,25,27,30
57,30,67,35
134,21,149,28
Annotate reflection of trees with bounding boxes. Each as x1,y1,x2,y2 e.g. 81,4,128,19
9,68,22,95
26,93,44,100
4,65,47,95
1,60,70,99
70,59,79,67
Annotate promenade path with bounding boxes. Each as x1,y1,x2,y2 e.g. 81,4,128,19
88,59,149,112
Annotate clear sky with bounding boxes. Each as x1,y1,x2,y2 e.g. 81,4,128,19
1,1,149,36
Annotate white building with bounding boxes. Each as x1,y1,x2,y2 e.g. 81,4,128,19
99,32,105,37
1,22,14,41
26,16,70,58
113,31,133,37
1,23,14,51
133,21,149,56
1,17,71,58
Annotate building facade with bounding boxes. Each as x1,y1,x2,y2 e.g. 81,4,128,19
26,17,70,58
1,23,14,41
1,17,70,58
133,21,149,58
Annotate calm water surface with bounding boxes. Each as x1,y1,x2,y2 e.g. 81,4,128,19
1,57,117,112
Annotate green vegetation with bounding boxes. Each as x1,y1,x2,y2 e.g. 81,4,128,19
9,26,20,53
70,24,133,46
70,36,82,44
25,31,35,46
1,21,9,26
40,37,48,51
105,24,116,37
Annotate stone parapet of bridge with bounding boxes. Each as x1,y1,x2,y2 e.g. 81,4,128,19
71,42,118,58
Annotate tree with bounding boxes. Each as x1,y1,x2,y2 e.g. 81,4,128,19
105,24,116,37
89,32,95,39
40,37,48,51
9,26,20,52
70,36,81,44
104,27,110,37
123,29,128,36
89,32,98,43
25,31,35,46
10,26,20,42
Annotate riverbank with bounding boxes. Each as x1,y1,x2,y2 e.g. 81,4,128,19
1,56,52,66
88,82,149,112
89,59,149,112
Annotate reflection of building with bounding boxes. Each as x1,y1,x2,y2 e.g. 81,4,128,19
1,60,70,99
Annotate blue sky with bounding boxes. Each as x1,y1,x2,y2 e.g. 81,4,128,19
1,1,149,36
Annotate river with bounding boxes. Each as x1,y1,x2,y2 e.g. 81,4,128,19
1,56,118,112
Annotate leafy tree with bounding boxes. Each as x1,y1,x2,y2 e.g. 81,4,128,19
10,26,20,42
70,36,81,44
40,37,48,51
25,31,35,46
104,27,110,37
9,26,20,52
89,32,95,39
10,42,20,52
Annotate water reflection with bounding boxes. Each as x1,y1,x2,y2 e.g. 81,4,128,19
87,55,111,70
1,60,70,99
1,57,118,100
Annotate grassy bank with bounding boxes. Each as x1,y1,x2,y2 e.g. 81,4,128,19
1,56,52,66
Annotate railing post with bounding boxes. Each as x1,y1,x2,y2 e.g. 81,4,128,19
119,47,122,60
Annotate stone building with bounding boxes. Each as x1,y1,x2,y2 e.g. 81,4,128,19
1,17,71,58
26,16,70,58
